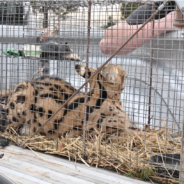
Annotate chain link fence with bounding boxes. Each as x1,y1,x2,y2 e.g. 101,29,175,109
0,1,184,183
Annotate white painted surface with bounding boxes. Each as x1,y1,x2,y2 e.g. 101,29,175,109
0,145,149,184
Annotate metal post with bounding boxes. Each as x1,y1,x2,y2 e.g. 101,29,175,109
179,102,184,183
41,2,49,75
82,0,92,158
148,4,155,125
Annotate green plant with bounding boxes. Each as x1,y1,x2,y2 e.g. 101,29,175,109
139,166,155,180
125,171,137,178
125,166,155,181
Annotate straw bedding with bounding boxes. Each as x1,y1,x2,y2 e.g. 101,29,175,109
0,123,181,184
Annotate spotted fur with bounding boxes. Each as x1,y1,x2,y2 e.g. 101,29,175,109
2,64,130,140
4,76,77,135
68,64,130,138
32,64,129,139
5,82,35,132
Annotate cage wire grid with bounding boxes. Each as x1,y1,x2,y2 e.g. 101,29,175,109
0,0,183,183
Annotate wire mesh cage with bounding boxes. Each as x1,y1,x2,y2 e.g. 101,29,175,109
0,0,184,183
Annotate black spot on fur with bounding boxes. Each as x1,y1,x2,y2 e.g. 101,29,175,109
109,107,113,111
34,90,38,104
38,123,42,127
64,98,85,116
40,94,60,103
53,95,59,100
10,102,15,109
12,117,18,122
80,69,92,78
27,120,31,125
86,106,94,114
49,88,57,93
64,84,76,92
49,87,54,91
22,111,26,116
54,84,61,90
59,89,72,100
116,106,123,112
30,104,35,111
95,74,107,109
97,118,103,128
88,128,94,133
73,126,81,130
60,89,64,94
87,95,91,101
54,121,59,130
30,82,34,87
75,65,81,73
6,109,9,115
34,89,38,96
60,97,85,123
101,113,106,118
33,127,36,132
96,113,106,128
85,71,92,78
43,82,51,86
48,130,54,134
16,95,26,103
106,126,118,130
37,76,64,82
40,94,50,98
35,82,52,87
86,106,94,122
48,110,53,119
88,71,92,78
36,87,44,91
64,93,71,100
51,77,62,81
15,85,26,93
38,107,44,117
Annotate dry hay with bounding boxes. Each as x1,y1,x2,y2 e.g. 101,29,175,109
1,124,181,184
